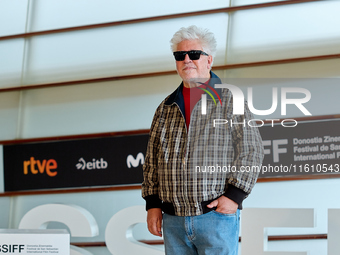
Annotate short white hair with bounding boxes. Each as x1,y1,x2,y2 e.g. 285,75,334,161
170,25,217,57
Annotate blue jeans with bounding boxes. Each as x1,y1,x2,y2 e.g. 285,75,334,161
163,210,240,255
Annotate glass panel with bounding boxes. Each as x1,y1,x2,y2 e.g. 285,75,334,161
227,1,340,63
0,92,20,140
266,239,326,254
223,59,340,119
0,145,4,192
20,75,179,138
0,197,11,227
0,0,28,36
30,0,229,31
224,59,340,78
24,14,228,85
0,39,25,88
231,0,287,6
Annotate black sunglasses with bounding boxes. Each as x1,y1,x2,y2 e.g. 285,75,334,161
173,50,209,61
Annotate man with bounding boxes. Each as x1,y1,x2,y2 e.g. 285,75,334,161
142,25,264,255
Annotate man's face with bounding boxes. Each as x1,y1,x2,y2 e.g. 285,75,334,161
175,40,213,87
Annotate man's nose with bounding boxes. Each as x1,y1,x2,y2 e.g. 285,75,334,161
184,54,192,63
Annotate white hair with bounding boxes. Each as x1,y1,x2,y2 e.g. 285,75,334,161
170,25,217,57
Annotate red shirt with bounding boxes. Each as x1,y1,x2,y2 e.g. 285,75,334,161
182,82,208,129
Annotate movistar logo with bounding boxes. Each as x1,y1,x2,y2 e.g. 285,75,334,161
126,153,144,168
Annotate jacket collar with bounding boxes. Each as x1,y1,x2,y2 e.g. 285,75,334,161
165,71,222,106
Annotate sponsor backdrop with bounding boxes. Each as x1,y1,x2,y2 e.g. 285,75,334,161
3,134,148,192
260,119,340,177
1,119,340,192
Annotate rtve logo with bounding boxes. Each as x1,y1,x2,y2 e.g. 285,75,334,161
23,157,58,177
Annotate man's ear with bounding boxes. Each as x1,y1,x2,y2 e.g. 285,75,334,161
207,55,213,69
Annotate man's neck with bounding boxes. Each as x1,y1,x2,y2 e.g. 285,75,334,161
183,77,210,88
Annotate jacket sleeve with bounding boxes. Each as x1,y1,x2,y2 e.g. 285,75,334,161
224,102,264,205
142,103,163,210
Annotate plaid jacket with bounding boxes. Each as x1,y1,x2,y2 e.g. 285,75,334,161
142,72,264,216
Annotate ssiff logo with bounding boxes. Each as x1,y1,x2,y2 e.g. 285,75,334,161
0,244,25,253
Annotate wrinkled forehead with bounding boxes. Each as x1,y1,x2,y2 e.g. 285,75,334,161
175,39,203,51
